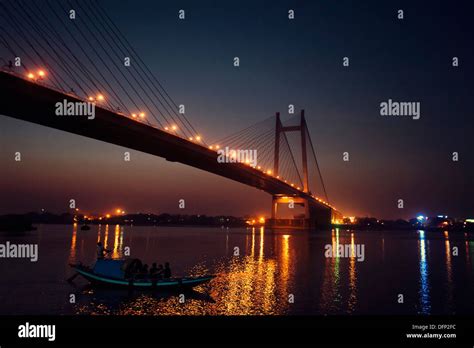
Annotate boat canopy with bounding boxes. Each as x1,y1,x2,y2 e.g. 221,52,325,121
93,259,141,279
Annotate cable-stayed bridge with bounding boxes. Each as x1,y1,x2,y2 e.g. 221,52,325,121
0,0,342,227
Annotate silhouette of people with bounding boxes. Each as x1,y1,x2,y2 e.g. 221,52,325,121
150,262,158,276
163,262,171,279
96,242,111,259
141,264,149,278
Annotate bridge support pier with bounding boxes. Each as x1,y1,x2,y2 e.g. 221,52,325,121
270,195,332,229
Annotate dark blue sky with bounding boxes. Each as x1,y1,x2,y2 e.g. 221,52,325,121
1,0,473,219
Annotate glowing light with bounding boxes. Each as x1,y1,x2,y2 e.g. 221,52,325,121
257,166,261,170
195,136,201,141
215,145,220,149
171,125,177,131
259,217,265,224
97,94,104,101
266,170,272,175
417,215,426,222
139,112,145,118
189,137,194,141
116,209,122,214
105,214,111,218
37,70,45,77
88,96,95,102
290,183,294,187
164,126,169,130
27,73,35,79
131,113,137,118
209,145,214,150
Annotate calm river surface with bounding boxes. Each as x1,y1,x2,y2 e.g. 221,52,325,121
0,225,473,315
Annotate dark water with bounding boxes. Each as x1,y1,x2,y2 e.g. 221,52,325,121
0,224,473,315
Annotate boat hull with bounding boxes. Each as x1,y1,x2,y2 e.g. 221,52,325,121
72,266,215,290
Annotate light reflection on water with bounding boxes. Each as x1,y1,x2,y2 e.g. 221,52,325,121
0,225,473,315
418,230,430,314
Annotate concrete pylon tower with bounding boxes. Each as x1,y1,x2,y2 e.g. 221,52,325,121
271,110,311,225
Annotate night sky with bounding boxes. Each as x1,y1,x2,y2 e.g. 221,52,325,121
1,0,473,219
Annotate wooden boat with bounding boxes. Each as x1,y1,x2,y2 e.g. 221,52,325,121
69,259,215,289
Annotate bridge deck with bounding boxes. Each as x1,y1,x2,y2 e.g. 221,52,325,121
0,71,336,213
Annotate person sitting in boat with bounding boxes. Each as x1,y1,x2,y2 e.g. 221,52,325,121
150,263,163,279
163,262,172,279
139,264,149,279
150,263,158,276
96,242,111,260
156,264,164,279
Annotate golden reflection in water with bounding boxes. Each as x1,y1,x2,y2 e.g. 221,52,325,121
320,229,341,313
279,234,291,302
103,224,109,249
112,225,121,259
69,224,78,263
96,224,102,243
347,232,357,313
251,227,256,257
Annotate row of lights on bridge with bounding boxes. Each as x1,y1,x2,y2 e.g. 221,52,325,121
27,70,46,80
23,70,336,211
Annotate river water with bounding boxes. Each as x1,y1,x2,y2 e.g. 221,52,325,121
0,225,472,315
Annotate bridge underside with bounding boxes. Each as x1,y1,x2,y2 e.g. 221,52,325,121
270,195,336,229
0,72,339,226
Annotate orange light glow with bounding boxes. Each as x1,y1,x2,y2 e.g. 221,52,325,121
97,94,104,101
88,96,95,102
131,113,137,118
27,73,35,79
37,70,45,77
139,112,145,118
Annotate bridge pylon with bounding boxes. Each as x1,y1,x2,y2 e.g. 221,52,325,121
270,110,331,229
